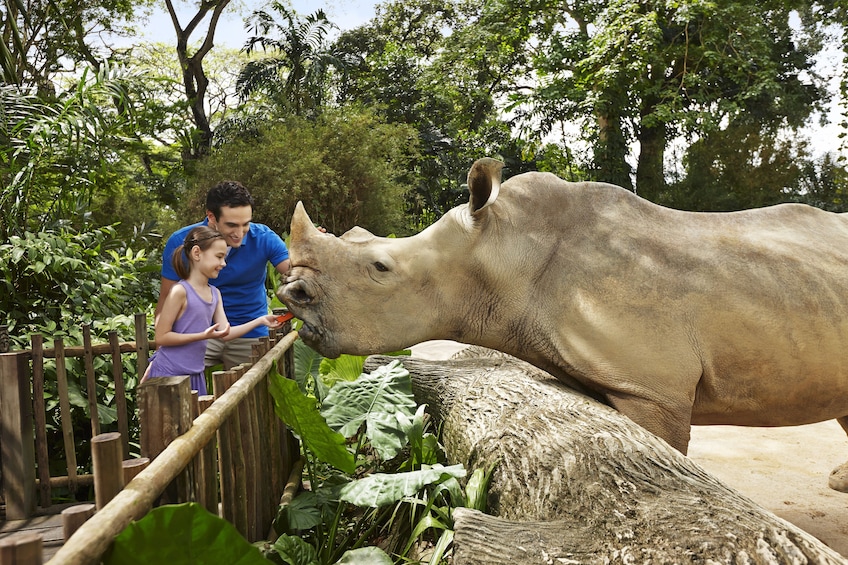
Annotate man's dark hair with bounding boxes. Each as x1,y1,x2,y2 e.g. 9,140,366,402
205,180,255,219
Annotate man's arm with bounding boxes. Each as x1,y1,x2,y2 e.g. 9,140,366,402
274,258,291,278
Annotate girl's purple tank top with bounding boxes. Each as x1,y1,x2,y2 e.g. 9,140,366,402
149,280,218,378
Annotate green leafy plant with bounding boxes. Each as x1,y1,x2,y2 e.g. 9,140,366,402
103,503,268,565
265,359,493,564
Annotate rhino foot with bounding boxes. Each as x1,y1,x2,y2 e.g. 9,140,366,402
828,462,848,492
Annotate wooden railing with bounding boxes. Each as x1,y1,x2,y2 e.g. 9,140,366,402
1,328,301,564
0,313,151,518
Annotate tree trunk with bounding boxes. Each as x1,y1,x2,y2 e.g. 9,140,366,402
594,101,634,192
635,91,666,202
363,350,847,564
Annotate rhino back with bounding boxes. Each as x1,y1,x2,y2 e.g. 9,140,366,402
486,173,848,425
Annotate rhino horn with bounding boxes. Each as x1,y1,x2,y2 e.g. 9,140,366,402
468,157,504,213
289,201,322,264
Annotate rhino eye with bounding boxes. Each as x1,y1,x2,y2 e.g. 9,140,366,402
374,261,389,272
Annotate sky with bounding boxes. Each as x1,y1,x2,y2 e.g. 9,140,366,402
136,0,378,46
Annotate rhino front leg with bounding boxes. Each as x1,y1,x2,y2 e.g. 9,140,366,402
606,393,693,454
828,416,848,493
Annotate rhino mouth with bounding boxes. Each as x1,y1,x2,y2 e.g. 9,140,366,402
297,320,321,344
296,319,340,359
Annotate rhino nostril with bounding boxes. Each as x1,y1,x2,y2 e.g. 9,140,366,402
285,280,314,305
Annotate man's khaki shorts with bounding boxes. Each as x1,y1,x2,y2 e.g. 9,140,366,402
204,337,263,370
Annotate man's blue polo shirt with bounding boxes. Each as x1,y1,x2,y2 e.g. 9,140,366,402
161,219,289,338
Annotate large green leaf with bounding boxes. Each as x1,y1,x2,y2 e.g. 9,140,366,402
318,354,368,387
103,503,266,565
338,464,466,508
268,372,355,473
293,339,323,394
280,491,324,530
321,360,417,460
271,534,320,565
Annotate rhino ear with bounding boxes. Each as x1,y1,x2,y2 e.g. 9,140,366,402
467,157,504,214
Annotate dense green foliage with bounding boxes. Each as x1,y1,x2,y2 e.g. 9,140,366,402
194,107,418,236
266,359,490,563
0,225,158,339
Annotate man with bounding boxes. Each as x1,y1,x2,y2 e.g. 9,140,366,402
155,180,289,370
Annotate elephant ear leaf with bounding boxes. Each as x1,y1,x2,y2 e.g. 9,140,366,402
320,360,417,461
102,503,266,565
269,372,355,473
338,464,467,507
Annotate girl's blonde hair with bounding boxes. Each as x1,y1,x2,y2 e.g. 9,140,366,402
172,226,225,280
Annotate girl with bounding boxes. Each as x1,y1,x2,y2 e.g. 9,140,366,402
143,226,281,394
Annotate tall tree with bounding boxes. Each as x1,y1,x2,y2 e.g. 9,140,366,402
0,0,145,93
0,64,141,239
237,4,353,117
506,0,830,197
164,0,232,161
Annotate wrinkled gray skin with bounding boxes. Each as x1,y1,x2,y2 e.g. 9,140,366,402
280,157,848,491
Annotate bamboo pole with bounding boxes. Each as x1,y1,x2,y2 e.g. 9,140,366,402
30,334,51,508
198,395,218,515
268,456,305,540
47,331,297,565
109,331,130,458
82,324,100,437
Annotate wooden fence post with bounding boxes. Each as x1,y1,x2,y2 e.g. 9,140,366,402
108,331,130,459
0,351,36,519
91,432,124,510
30,334,51,509
134,313,149,381
122,458,150,485
197,395,218,516
53,338,78,494
62,504,96,541
213,369,248,537
81,324,100,438
138,376,192,505
0,532,42,565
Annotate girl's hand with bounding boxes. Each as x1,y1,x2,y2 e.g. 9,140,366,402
262,314,283,328
206,323,231,339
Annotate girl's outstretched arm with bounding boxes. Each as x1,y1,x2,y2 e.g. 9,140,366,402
222,314,282,341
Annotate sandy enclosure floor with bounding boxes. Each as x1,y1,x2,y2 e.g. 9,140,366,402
407,340,848,558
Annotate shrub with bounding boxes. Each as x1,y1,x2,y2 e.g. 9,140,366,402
191,106,419,237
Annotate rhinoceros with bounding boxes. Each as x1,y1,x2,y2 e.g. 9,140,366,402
280,157,848,492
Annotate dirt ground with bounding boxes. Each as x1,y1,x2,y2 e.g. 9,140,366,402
408,340,848,558
688,422,848,557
